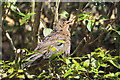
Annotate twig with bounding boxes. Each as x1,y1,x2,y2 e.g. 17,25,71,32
70,2,83,34
31,0,35,27
5,31,17,53
82,2,90,11
70,2,89,34
70,37,85,56
79,23,112,56
2,3,17,54
79,33,92,56
70,17,79,34
81,21,88,38
88,30,106,45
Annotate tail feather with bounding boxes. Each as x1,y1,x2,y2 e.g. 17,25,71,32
22,53,43,69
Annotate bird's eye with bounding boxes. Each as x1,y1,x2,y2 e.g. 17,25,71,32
61,21,64,24
57,42,63,46
60,30,63,31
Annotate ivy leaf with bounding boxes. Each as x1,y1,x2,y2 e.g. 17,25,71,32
43,28,53,37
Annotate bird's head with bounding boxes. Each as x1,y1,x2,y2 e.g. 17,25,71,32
54,18,71,32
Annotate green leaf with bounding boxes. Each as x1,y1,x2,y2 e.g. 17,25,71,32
60,10,69,18
91,58,100,68
0,61,2,64
18,12,25,16
83,60,90,68
47,45,51,51
115,72,120,77
69,75,80,79
49,52,63,61
43,28,53,37
117,31,120,35
101,63,109,67
20,13,35,25
38,72,47,78
64,69,72,78
55,58,64,62
100,51,105,57
65,59,71,65
108,60,120,69
7,0,16,3
9,73,15,78
77,17,85,22
18,69,23,73
10,5,17,11
27,74,35,78
23,48,29,52
26,51,42,56
79,67,87,72
8,67,14,73
104,73,115,78
72,59,81,71
71,64,76,69
72,59,80,67
77,13,84,18
98,71,104,73
32,51,42,53
17,75,25,79
110,29,120,35
87,20,92,32
22,59,32,63
71,57,81,60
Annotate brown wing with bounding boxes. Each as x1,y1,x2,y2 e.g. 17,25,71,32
23,30,70,68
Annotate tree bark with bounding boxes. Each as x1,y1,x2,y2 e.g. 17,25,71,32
32,2,43,49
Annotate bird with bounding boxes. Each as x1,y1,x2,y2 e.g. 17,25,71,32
23,18,71,68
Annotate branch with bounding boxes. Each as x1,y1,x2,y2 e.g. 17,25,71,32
88,31,106,45
70,37,85,56
2,3,17,54
70,2,88,34
79,33,92,56
31,0,35,27
53,0,60,28
79,24,112,56
5,31,17,53
32,2,43,49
